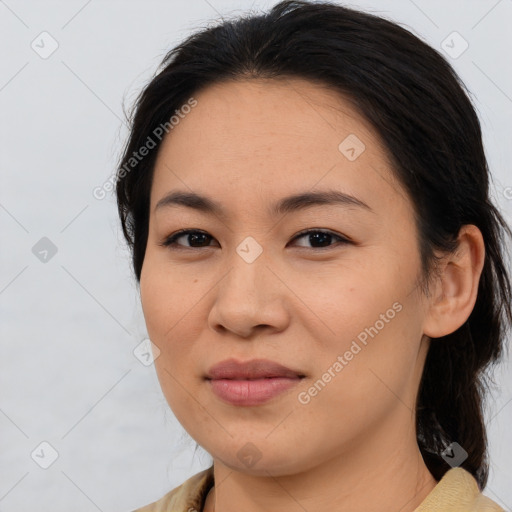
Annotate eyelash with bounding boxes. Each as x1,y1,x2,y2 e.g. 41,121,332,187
158,228,351,251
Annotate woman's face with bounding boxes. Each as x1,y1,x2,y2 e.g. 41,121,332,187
140,78,432,475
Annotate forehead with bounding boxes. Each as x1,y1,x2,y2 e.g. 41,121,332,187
156,77,386,159
150,77,405,214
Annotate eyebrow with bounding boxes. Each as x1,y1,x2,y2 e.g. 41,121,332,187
154,189,373,217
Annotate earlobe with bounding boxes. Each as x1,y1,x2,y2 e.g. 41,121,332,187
423,225,485,338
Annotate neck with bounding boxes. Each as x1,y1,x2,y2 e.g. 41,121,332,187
203,426,437,512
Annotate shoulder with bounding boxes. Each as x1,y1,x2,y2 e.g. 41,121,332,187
132,466,214,512
414,467,504,512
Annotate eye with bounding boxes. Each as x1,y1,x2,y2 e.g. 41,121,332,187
159,228,351,251
159,229,217,249
290,229,351,249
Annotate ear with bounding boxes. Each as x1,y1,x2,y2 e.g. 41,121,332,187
423,225,485,338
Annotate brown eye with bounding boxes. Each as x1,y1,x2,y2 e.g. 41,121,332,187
159,228,351,251
159,230,217,249
290,229,351,249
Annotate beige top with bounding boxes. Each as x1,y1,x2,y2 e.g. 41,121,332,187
132,465,504,512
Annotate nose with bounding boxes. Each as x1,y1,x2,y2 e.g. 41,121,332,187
207,249,290,339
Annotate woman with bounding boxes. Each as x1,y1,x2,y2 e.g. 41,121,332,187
116,1,512,511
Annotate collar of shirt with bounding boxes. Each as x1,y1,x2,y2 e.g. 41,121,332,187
133,465,504,512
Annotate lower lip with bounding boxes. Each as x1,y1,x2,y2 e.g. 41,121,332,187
208,377,303,406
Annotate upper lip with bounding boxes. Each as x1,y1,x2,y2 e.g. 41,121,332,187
206,358,305,380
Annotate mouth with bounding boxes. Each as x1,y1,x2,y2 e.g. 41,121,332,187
205,357,306,380
205,358,306,406
207,376,305,406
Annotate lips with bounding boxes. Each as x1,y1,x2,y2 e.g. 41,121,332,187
205,358,305,380
205,358,305,406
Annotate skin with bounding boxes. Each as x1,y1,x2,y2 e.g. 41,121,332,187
139,77,485,512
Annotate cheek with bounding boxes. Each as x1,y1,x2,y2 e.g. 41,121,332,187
291,308,423,454
303,259,425,409
139,261,209,407
312,267,399,344
139,256,201,342
317,294,424,424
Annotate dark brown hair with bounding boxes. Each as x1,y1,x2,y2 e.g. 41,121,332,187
115,0,512,488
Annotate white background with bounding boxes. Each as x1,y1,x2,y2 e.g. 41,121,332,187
1,1,511,511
